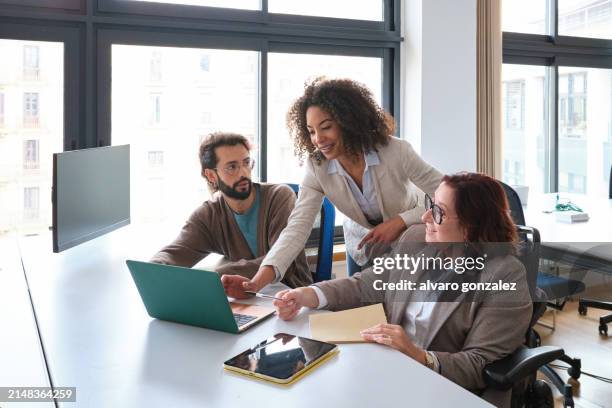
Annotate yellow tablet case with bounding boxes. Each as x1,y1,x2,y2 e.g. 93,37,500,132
224,347,339,385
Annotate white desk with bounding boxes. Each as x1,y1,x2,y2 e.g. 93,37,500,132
524,193,612,273
0,235,53,408
18,225,492,408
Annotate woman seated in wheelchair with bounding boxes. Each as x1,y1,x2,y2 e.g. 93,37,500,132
274,172,532,407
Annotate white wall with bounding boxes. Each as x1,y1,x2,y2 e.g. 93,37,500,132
401,0,477,174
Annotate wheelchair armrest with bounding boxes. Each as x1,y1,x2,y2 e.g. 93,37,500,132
483,345,565,390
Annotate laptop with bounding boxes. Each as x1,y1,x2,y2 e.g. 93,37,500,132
126,260,275,334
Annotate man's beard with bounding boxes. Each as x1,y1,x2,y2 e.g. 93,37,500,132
218,177,252,200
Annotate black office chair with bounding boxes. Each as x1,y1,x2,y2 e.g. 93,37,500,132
483,225,581,408
575,164,612,335
499,182,585,328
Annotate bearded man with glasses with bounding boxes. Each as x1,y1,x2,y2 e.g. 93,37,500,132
151,132,312,289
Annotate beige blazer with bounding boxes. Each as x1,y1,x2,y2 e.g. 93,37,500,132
313,226,532,406
262,137,443,277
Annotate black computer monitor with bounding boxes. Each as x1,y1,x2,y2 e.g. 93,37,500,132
52,145,130,252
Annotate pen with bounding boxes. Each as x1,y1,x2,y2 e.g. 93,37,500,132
245,291,284,301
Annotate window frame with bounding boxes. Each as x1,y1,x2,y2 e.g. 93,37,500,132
1,0,402,243
503,0,612,192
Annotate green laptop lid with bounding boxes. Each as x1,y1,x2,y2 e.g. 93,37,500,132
126,260,239,334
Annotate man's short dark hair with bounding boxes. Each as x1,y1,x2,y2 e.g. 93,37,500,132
199,132,251,190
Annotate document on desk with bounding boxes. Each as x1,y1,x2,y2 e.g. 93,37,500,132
309,303,387,343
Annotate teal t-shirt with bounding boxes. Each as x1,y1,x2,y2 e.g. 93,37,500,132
233,184,260,257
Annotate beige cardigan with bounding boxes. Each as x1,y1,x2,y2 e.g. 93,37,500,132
262,136,443,278
151,183,312,289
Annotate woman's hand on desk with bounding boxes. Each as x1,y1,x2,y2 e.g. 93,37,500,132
273,288,319,320
361,323,426,364
358,216,407,250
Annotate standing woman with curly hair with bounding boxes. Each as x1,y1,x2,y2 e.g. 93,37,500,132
222,77,443,297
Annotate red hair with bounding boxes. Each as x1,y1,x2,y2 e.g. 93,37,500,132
441,172,518,246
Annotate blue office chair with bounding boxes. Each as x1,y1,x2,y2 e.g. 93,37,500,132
286,184,335,282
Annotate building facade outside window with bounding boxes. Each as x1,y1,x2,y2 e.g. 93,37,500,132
23,140,39,170
23,45,40,80
23,186,40,220
23,92,40,127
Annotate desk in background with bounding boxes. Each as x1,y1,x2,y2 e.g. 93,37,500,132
524,193,612,273
17,225,492,408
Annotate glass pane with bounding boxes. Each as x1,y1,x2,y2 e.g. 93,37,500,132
558,67,612,196
269,0,383,21
502,0,547,34
559,0,612,39
0,39,64,237
501,64,548,199
126,0,259,10
112,45,258,225
268,52,382,226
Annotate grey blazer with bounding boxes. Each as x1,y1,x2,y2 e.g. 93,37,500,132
262,137,443,277
313,227,532,406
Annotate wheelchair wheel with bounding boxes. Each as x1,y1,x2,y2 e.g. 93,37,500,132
525,380,554,408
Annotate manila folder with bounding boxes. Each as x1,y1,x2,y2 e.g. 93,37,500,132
309,303,387,343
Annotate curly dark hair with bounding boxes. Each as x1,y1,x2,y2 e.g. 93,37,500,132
287,77,396,164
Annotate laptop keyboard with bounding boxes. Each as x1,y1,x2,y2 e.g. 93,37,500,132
234,313,257,327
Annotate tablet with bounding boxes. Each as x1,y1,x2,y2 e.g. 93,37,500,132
223,333,338,384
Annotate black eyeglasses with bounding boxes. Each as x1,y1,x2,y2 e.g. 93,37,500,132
424,193,446,225
214,158,255,176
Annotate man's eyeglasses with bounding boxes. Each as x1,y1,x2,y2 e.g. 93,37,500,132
424,193,446,225
214,158,255,176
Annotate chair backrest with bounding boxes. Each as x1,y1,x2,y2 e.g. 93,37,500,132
499,181,526,225
515,225,541,304
286,184,335,282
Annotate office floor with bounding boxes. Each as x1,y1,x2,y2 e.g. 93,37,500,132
537,285,612,408
331,262,612,408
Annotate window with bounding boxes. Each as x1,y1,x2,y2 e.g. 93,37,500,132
23,140,39,169
501,64,547,195
558,67,612,196
502,0,546,35
23,92,40,127
0,39,63,237
0,1,400,241
503,0,611,195
126,0,259,10
112,45,258,224
23,187,40,220
559,0,612,39
267,52,383,185
148,150,164,167
269,0,384,21
23,45,40,80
